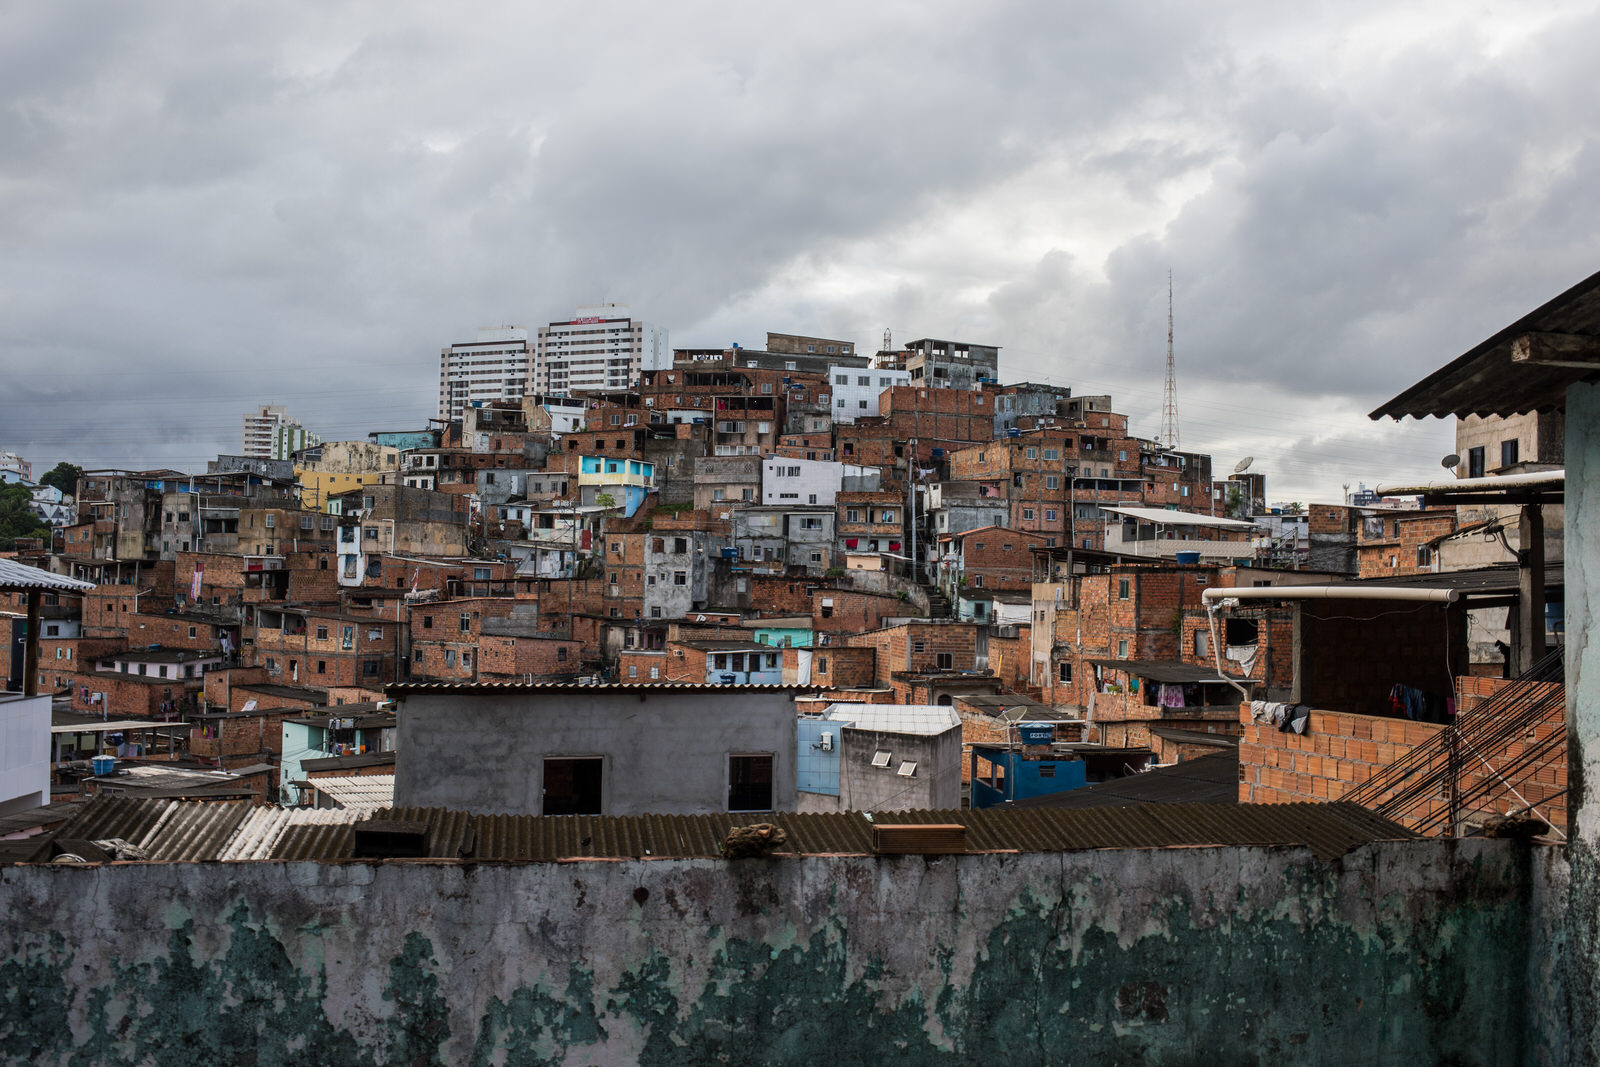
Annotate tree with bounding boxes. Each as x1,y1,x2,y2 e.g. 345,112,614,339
1283,501,1305,515
0,484,48,549
38,462,83,498
594,491,617,510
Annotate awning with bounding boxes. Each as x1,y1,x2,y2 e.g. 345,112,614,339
1100,506,1256,529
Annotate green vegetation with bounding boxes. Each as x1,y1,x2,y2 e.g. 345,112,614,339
0,483,49,549
38,462,82,497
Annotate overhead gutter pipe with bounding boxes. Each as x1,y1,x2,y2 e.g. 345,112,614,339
1202,586,1459,604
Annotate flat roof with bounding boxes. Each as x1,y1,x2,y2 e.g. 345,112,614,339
1101,506,1257,529
822,704,962,735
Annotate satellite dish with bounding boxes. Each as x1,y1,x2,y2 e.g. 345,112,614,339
1441,454,1461,469
1234,457,1254,474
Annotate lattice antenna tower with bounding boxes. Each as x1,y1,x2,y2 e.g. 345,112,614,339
1160,271,1180,450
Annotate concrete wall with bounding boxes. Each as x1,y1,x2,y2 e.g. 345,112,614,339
0,839,1552,1065
0,693,48,816
1564,379,1600,1062
838,725,962,811
393,688,798,816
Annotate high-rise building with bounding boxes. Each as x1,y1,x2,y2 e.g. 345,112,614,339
438,327,533,423
534,305,668,395
242,406,319,460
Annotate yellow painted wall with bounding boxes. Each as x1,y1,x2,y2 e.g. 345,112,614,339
295,469,388,513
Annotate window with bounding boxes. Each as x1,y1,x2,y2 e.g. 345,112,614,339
1026,447,1038,459
1501,439,1519,468
871,750,892,768
913,640,926,653
423,616,433,629
1468,447,1486,479
1194,631,1211,657
264,514,275,529
857,375,871,386
543,757,603,816
835,374,849,385
316,626,329,640
674,571,687,585
881,510,896,522
810,552,822,564
444,649,457,667
557,647,568,662
897,761,918,778
300,515,313,530
1022,509,1034,520
651,606,662,618
846,509,860,522
1118,579,1130,600
321,515,335,531
317,660,327,674
1045,510,1057,521
1044,449,1058,461
936,652,953,670
365,527,378,541
1117,639,1129,657
728,754,775,811
462,651,472,668
1046,476,1059,490
1058,661,1073,682
1226,618,1259,645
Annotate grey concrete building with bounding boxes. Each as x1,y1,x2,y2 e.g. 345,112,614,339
391,683,798,816
905,338,1000,390
797,704,963,813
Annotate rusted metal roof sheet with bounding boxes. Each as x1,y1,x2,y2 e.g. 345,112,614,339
1371,268,1600,420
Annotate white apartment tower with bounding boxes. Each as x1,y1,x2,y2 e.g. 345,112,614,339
438,327,533,422
242,406,318,460
534,305,669,395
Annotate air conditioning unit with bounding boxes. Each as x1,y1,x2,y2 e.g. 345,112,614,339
819,731,833,752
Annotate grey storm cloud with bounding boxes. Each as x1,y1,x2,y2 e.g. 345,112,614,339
0,0,1595,500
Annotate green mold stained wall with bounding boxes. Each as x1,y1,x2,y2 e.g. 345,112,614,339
0,841,1552,1065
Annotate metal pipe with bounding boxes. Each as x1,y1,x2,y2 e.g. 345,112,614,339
1202,586,1459,603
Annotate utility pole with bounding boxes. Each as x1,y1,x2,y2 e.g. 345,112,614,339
1161,271,1180,450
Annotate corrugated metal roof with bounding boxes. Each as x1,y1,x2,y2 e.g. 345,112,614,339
0,558,97,593
13,797,1415,866
1371,268,1600,419
1010,751,1240,810
309,775,394,813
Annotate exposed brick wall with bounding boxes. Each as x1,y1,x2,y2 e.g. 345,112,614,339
1236,700,1567,832
190,710,289,761
813,590,904,636
1356,509,1458,577
1300,601,1464,718
808,646,876,688
845,622,979,687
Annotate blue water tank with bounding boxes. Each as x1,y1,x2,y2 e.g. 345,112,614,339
92,756,115,776
1175,550,1201,565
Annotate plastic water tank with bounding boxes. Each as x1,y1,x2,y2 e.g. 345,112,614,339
91,756,116,776
1174,550,1202,565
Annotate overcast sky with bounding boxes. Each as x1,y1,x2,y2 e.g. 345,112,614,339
2,1,1595,502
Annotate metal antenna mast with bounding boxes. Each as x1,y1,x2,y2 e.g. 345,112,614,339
1160,271,1180,450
